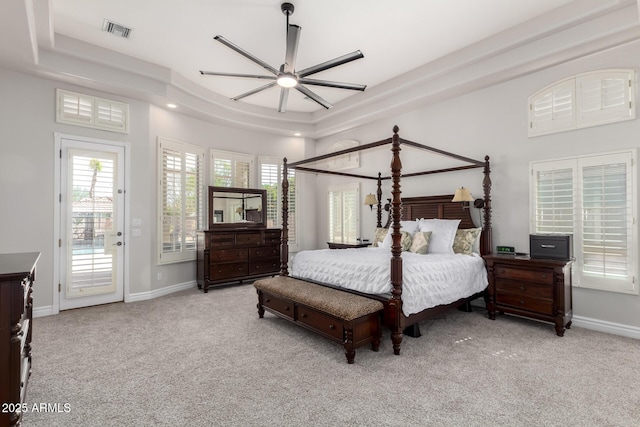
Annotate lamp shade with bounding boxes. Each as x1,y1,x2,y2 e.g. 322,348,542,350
364,194,377,206
452,187,474,202
235,207,243,214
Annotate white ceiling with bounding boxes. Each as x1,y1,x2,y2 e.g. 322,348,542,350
51,0,574,113
1,0,639,137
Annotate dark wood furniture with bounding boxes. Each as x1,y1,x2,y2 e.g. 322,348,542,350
327,242,370,249
484,254,573,336
254,276,384,364
280,126,493,355
197,186,281,292
1,252,39,427
197,228,281,292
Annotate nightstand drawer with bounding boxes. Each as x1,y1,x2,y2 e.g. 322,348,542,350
496,293,554,315
494,266,554,285
495,280,553,299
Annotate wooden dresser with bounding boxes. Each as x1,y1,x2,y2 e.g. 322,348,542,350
1,252,39,427
196,228,281,292
484,255,572,336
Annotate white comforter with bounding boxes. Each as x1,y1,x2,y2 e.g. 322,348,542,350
290,247,488,316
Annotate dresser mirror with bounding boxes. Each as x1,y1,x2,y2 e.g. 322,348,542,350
208,186,267,228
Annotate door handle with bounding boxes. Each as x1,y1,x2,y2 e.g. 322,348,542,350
112,241,122,246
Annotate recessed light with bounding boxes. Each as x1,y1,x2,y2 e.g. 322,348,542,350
294,132,301,136
167,103,177,109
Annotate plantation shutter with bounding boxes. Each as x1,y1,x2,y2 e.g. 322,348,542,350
328,183,359,243
56,89,129,133
529,79,575,136
577,71,633,127
210,150,253,188
579,154,632,283
158,138,204,264
286,168,297,245
532,160,576,234
259,159,280,229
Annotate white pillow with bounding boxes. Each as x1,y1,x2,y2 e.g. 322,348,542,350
417,218,461,254
400,220,419,235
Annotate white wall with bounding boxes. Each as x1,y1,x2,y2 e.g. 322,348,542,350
0,68,314,311
313,40,640,330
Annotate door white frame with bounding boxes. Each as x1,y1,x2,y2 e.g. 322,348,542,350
53,133,131,315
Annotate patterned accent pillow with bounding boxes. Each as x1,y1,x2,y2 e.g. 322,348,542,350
453,228,482,255
409,231,432,254
380,230,413,251
371,227,388,247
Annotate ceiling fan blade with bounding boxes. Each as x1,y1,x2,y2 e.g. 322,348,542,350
214,35,279,75
232,82,277,101
295,85,333,109
200,71,277,80
278,88,289,113
284,24,301,73
297,50,364,78
298,78,366,91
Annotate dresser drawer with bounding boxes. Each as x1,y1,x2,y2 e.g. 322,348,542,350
297,306,344,341
264,230,281,244
494,265,554,285
496,293,554,315
249,259,280,275
262,293,294,320
235,232,262,246
249,245,280,260
209,262,248,280
495,280,553,299
209,248,248,262
209,233,235,247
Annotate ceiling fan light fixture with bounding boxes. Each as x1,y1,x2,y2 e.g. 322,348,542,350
277,73,298,88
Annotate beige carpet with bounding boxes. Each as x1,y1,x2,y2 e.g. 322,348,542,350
23,284,640,426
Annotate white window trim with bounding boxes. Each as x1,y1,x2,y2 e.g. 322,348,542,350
528,69,635,137
210,149,255,188
530,149,638,295
157,137,205,265
56,89,130,134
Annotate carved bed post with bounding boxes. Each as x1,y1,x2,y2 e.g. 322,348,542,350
376,172,382,228
281,158,289,276
390,125,403,355
482,155,493,255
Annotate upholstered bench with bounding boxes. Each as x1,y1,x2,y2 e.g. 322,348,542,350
254,276,384,364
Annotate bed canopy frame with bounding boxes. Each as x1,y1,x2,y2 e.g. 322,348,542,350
279,125,492,355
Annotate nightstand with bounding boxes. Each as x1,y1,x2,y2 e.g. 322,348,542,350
483,254,573,336
327,242,370,249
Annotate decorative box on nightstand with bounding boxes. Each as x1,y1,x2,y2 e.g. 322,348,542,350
483,254,573,336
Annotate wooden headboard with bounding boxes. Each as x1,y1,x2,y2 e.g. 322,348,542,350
401,195,476,229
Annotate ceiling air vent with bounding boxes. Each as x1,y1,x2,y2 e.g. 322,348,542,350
102,19,133,39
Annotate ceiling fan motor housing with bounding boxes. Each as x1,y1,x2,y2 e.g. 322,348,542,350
281,3,294,16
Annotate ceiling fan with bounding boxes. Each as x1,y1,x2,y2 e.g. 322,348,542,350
200,2,366,113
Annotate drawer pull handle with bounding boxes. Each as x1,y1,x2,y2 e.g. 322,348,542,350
520,286,525,291
238,267,242,271
541,274,547,279
301,313,307,318
265,299,270,303
329,324,335,330
284,306,290,311
520,300,525,305
541,244,556,248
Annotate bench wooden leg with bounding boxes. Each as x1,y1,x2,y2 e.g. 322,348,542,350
344,328,356,364
256,289,265,318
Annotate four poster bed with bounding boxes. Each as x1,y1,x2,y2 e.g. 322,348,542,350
279,125,493,355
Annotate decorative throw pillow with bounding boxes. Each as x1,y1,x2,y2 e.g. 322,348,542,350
409,231,432,254
371,227,388,247
453,228,482,255
379,230,412,251
417,218,461,254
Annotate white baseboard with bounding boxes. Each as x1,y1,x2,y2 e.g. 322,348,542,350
33,305,55,318
572,315,640,340
33,281,196,317
127,280,196,303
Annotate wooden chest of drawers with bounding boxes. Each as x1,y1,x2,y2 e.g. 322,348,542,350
483,255,573,336
196,228,280,292
1,252,39,427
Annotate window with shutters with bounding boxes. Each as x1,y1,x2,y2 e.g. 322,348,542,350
328,183,360,243
528,69,635,137
210,149,253,188
56,89,129,133
258,157,297,247
530,150,637,294
157,138,205,264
